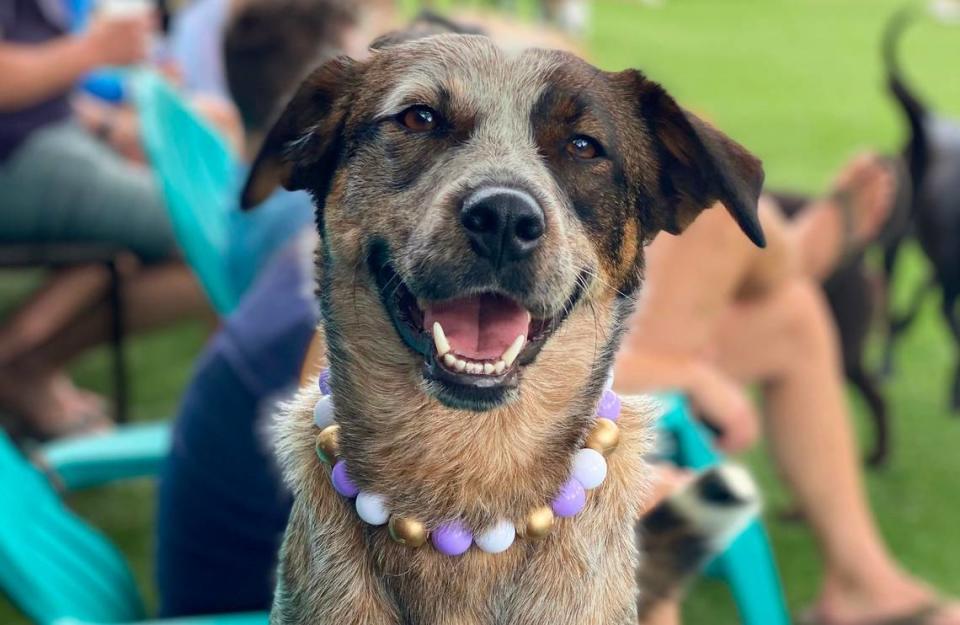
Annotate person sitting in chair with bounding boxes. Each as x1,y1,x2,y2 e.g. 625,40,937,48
617,155,960,625
0,0,212,439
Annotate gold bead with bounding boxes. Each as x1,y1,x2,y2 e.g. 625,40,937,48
388,516,428,548
523,505,555,540
315,425,340,464
584,418,620,457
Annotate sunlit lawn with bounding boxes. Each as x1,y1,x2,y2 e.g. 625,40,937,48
2,1,958,623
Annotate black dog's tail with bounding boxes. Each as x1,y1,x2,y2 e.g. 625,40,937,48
883,6,931,187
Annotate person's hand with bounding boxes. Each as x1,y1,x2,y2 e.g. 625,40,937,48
82,13,153,67
641,464,694,514
688,364,759,454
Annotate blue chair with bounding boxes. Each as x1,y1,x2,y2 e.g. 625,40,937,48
131,70,312,315
0,426,268,625
657,394,791,625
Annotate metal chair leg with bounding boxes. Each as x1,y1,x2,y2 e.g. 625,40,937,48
106,260,129,424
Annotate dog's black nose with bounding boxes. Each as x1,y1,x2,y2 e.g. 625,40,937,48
460,187,545,267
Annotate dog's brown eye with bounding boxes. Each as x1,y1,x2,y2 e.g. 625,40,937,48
399,106,439,132
567,135,602,160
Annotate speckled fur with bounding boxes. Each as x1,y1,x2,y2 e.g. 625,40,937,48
245,33,764,625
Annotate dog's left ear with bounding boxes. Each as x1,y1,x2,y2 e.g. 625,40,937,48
620,71,766,247
241,56,357,210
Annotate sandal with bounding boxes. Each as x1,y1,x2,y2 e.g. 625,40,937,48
797,601,951,625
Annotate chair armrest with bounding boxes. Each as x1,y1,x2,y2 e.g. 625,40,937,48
55,612,269,625
655,393,723,470
36,422,172,491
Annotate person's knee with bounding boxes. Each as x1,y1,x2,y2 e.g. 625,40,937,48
777,279,841,364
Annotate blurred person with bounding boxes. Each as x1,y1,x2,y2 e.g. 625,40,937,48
155,0,365,615
0,1,164,255
167,0,231,98
0,0,214,439
617,154,960,625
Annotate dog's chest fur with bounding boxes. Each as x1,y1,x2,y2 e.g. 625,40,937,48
271,385,652,625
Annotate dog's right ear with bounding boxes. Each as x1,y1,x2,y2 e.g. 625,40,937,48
241,56,357,210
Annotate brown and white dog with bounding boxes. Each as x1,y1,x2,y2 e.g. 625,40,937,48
242,33,765,625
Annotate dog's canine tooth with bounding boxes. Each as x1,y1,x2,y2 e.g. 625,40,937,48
501,335,525,368
494,360,506,375
443,352,457,368
432,322,451,356
483,362,495,375
454,358,467,372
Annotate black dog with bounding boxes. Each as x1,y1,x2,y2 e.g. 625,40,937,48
774,192,892,467
881,6,960,414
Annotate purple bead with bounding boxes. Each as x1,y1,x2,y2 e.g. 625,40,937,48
431,521,473,556
318,368,332,395
551,478,586,518
331,461,359,498
596,389,621,421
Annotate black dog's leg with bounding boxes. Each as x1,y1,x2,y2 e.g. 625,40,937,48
943,293,960,414
881,241,904,377
848,365,890,467
884,275,934,378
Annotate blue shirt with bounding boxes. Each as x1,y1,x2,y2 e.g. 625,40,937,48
156,229,318,616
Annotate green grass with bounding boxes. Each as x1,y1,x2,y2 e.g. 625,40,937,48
2,1,959,622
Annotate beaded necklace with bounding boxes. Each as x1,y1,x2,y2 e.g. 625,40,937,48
311,368,622,556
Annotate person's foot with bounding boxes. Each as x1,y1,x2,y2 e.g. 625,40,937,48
0,368,112,440
813,568,960,625
827,153,896,255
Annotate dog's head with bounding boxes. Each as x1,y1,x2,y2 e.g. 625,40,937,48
243,34,764,412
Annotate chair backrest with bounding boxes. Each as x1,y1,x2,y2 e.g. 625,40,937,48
133,70,313,315
131,70,239,313
0,432,144,625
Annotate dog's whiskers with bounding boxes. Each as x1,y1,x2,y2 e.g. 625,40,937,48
583,268,633,302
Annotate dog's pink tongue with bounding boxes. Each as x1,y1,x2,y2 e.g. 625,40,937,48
424,294,531,360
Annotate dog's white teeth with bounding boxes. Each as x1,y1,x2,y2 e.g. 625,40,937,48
454,358,467,372
443,352,458,368
483,362,495,375
469,362,485,375
493,360,506,375
432,322,451,356
500,334,526,368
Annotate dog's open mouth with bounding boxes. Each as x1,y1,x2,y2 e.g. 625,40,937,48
370,251,580,409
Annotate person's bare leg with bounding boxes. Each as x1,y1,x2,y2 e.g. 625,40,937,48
639,600,681,625
0,262,212,436
0,264,111,365
713,281,960,625
21,261,213,371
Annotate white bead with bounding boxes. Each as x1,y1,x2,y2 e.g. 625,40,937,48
475,519,516,554
313,395,335,428
355,492,389,525
572,448,607,490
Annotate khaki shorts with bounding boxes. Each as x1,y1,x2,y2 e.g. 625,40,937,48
0,120,175,262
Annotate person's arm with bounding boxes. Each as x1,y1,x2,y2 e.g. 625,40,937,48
0,14,152,111
615,346,760,454
611,205,774,452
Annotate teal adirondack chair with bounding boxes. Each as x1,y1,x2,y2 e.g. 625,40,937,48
0,425,268,625
130,70,311,315
657,394,792,625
